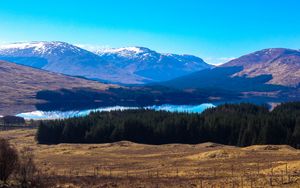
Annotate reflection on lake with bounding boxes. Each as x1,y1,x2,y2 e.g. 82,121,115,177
16,103,215,120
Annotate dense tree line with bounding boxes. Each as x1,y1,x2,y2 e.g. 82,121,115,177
36,102,300,148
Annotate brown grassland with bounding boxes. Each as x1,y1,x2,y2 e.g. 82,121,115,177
0,129,300,187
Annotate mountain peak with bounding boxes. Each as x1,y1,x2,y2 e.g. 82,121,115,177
0,41,89,56
223,48,300,67
251,48,300,57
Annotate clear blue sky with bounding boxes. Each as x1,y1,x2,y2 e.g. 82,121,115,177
0,0,299,64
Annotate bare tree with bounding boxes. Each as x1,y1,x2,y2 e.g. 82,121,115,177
16,147,38,188
0,138,19,183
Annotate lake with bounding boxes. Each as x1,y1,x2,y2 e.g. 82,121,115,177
16,103,215,120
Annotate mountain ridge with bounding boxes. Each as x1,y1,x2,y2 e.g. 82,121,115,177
94,46,213,82
0,41,213,84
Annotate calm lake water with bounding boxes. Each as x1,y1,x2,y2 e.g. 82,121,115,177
16,103,215,120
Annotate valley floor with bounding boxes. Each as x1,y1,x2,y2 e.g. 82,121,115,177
1,129,300,187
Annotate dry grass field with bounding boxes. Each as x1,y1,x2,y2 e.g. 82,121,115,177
1,129,300,187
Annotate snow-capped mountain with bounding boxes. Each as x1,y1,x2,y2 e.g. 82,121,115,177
0,41,83,55
0,41,213,84
0,41,112,78
94,46,213,82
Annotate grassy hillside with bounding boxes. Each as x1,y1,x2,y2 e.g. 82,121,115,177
0,61,118,115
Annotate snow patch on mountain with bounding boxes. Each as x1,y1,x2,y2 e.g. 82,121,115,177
94,47,154,59
96,47,144,54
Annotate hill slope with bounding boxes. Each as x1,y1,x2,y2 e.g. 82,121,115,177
0,60,117,115
222,48,300,87
161,48,300,101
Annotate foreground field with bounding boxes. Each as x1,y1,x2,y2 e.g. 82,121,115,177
1,129,300,187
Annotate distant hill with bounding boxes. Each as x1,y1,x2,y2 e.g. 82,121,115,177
222,48,300,87
0,60,117,115
161,48,300,101
0,41,212,84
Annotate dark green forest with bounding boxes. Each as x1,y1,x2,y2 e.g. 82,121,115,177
36,102,300,148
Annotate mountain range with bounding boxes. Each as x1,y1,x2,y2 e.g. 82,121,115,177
0,41,299,115
0,41,212,84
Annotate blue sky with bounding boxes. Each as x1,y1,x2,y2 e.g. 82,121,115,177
0,0,299,64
